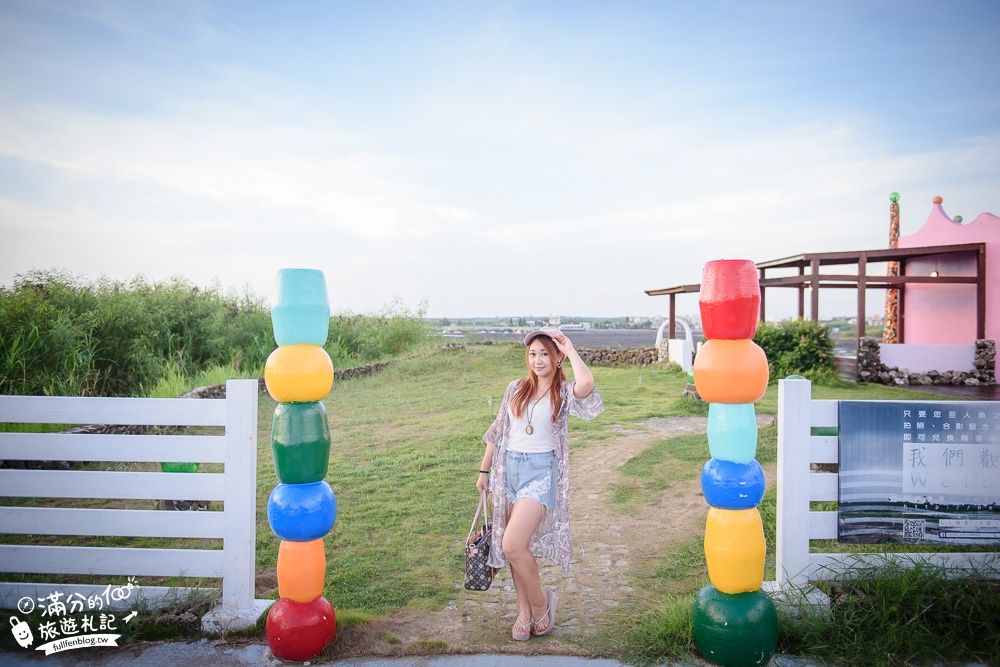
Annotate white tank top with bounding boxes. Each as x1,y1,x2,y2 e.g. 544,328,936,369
507,394,556,453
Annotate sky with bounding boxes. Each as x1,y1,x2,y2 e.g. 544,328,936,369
1,1,998,320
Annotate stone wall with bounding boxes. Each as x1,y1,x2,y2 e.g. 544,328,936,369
443,341,659,367
179,362,392,399
857,337,996,386
577,346,658,367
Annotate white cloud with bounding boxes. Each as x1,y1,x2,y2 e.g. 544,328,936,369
1,2,998,319
3,87,997,319
0,101,476,242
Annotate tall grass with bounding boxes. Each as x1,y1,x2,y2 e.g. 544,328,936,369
0,269,273,396
326,298,431,368
145,362,248,399
0,270,430,397
780,559,1000,666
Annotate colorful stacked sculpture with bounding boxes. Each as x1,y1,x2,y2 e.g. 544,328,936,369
263,268,337,662
691,259,778,667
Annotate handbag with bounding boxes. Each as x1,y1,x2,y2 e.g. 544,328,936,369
464,489,497,591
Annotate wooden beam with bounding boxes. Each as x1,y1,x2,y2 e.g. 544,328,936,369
759,267,766,322
669,295,676,339
755,243,984,269
810,259,819,321
978,244,987,339
857,254,867,349
761,274,978,287
797,267,804,318
645,284,701,296
899,258,907,344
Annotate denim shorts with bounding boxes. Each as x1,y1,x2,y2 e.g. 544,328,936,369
505,450,556,510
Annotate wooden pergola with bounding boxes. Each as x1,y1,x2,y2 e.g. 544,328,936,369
645,243,987,349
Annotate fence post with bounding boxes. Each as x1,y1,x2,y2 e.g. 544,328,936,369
776,377,813,588
202,379,271,633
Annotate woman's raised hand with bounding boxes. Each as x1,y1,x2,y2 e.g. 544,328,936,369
550,330,596,398
549,330,576,356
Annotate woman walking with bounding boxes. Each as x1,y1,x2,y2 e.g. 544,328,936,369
477,327,603,640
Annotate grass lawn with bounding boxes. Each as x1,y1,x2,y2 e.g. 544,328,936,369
2,342,996,665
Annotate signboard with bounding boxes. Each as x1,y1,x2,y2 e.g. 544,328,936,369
838,401,1000,545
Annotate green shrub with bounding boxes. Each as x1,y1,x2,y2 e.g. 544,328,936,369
0,270,430,397
753,319,836,382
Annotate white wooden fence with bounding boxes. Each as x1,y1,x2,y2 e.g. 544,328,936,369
0,379,270,632
767,377,999,609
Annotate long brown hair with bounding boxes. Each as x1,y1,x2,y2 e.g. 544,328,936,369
511,334,565,422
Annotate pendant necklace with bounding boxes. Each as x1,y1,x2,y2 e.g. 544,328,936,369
525,394,545,435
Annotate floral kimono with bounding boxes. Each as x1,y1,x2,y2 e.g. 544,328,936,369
483,378,604,573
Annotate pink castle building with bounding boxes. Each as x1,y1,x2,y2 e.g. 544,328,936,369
898,197,1000,344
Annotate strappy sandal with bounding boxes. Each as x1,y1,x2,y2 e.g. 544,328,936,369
511,617,532,641
531,589,558,636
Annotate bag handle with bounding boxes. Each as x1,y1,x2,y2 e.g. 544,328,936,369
467,489,491,542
